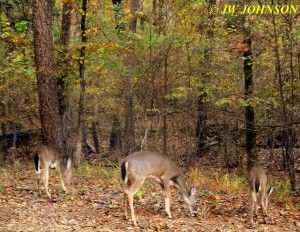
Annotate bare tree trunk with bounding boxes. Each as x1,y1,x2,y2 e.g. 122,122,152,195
74,0,87,167
162,46,170,155
92,121,100,154
196,0,216,157
58,0,72,155
110,116,122,149
32,0,64,153
123,0,140,154
243,1,257,170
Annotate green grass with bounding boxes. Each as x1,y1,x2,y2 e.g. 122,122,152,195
0,184,5,193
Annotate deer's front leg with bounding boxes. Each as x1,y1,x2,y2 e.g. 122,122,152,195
57,167,67,194
249,192,256,224
36,172,42,196
41,167,51,199
161,180,172,219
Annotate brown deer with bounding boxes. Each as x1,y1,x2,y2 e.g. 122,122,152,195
121,151,197,226
248,165,273,224
33,145,73,198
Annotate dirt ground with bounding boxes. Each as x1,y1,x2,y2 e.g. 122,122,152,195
0,165,299,232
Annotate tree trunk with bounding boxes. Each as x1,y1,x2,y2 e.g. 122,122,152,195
129,0,139,32
162,46,171,155
196,0,216,157
74,0,87,167
110,116,122,149
58,0,72,155
196,95,207,157
123,0,140,154
123,75,135,153
32,0,64,153
243,1,257,170
92,121,100,154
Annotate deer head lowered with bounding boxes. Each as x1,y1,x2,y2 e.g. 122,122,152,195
121,151,197,226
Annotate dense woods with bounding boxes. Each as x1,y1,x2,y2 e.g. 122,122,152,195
0,0,300,230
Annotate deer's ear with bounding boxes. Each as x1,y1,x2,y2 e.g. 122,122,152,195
267,186,274,196
190,187,196,196
67,158,72,169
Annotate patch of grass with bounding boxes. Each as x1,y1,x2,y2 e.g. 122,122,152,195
212,172,246,195
0,168,10,180
75,161,121,192
0,184,5,193
273,180,292,203
188,168,208,188
189,168,247,195
76,161,99,177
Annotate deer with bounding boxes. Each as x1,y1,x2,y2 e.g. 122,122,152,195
33,145,73,199
248,165,273,225
121,151,197,226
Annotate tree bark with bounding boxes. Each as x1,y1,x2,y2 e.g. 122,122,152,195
92,121,100,154
32,0,64,153
123,0,140,154
58,0,72,155
243,0,257,170
162,46,171,155
74,0,87,167
110,116,122,149
196,0,216,157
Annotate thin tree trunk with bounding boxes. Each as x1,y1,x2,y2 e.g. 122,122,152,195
74,0,87,167
58,0,72,155
123,0,140,154
196,0,216,157
162,46,170,155
243,0,257,170
110,116,122,149
92,121,100,154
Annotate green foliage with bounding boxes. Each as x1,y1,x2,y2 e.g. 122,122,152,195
15,21,28,32
274,181,292,203
136,190,144,199
0,184,5,193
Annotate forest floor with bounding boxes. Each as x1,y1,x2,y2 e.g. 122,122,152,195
0,160,299,232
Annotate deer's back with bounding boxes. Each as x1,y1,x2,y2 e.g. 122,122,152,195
123,151,179,178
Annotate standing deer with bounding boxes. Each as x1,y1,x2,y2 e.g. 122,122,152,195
248,165,273,224
121,151,197,226
33,145,73,198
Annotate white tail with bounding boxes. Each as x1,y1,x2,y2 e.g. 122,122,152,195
121,151,197,226
248,165,273,225
33,145,73,199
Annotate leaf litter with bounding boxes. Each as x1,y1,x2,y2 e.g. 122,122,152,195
0,164,299,232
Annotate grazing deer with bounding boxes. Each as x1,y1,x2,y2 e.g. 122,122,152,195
33,145,73,199
248,165,273,225
121,151,197,226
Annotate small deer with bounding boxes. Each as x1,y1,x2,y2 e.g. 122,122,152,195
248,165,273,225
121,151,197,226
33,145,73,199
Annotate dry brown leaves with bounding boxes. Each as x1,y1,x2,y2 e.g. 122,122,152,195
0,165,299,232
